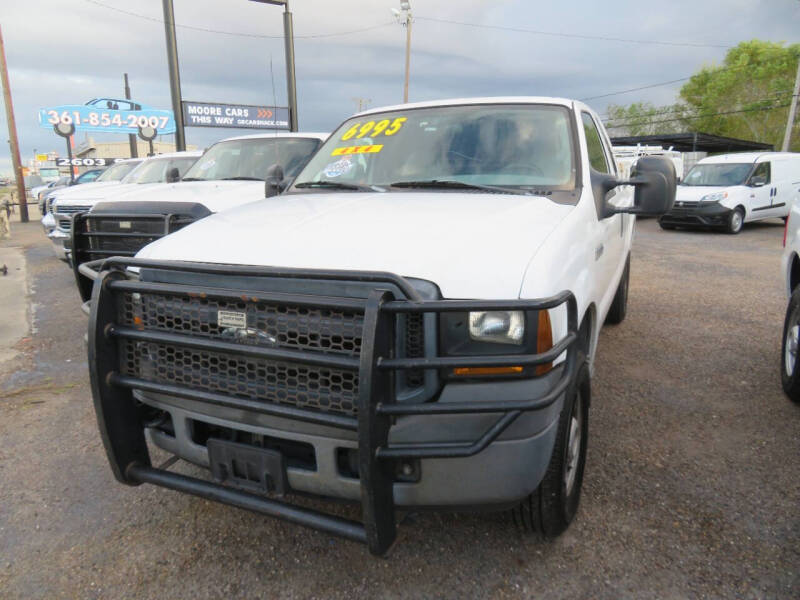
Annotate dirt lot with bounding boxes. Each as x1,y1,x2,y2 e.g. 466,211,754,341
0,218,798,599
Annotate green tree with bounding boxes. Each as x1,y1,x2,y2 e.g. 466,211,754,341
680,40,799,150
605,102,690,136
603,40,800,150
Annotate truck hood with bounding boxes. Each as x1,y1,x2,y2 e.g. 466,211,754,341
102,180,266,213
138,192,573,298
50,181,122,202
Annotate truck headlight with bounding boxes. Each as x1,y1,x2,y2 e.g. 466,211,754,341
468,310,524,345
700,191,727,203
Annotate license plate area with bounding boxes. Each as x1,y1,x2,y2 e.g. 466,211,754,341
207,438,287,495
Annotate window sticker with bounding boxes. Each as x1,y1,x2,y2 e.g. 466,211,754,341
323,156,355,178
331,144,383,156
339,117,407,141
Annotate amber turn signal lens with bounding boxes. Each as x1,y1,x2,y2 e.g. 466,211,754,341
535,310,553,376
452,366,524,377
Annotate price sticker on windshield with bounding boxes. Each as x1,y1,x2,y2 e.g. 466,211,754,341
340,117,407,141
331,144,383,156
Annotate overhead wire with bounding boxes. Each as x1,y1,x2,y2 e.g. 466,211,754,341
82,0,395,40
413,16,733,49
604,102,792,128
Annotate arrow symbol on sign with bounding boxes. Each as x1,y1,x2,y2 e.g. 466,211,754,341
257,108,273,118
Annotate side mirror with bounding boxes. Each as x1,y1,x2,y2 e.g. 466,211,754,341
264,163,286,198
748,175,766,187
166,167,181,183
602,156,677,218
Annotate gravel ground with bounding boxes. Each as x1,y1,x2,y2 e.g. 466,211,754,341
0,218,798,599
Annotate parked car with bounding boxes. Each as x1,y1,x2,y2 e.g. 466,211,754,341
659,152,800,234
45,159,144,259
70,133,326,302
38,171,105,214
82,97,675,554
779,182,800,403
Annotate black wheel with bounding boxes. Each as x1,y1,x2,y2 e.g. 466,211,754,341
781,287,800,403
605,255,630,325
726,207,744,234
658,221,676,230
512,355,590,536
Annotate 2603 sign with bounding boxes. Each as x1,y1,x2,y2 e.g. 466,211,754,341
55,158,124,167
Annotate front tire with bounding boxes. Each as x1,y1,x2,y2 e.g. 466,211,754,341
605,254,630,325
781,287,800,403
512,356,590,536
726,207,744,234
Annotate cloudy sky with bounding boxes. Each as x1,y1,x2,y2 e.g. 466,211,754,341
1,0,799,174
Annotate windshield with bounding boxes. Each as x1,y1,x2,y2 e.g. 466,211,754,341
76,170,102,184
292,104,576,192
95,161,141,182
182,137,322,182
122,156,199,184
682,163,752,187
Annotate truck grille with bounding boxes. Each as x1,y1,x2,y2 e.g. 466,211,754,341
55,204,90,214
118,290,368,416
85,216,194,256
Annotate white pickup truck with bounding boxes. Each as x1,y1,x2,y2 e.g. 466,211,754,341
70,133,326,302
85,97,675,554
779,182,800,402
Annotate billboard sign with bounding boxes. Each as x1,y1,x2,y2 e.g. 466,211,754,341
182,101,289,130
39,98,176,135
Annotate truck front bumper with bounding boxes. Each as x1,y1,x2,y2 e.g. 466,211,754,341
659,201,732,228
87,258,579,555
47,228,69,261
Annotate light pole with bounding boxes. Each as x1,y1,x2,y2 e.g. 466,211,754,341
250,0,299,131
392,1,412,103
162,0,186,150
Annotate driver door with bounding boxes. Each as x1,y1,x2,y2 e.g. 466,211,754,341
747,161,774,219
581,112,625,312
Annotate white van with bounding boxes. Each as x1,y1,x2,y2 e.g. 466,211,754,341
659,152,800,234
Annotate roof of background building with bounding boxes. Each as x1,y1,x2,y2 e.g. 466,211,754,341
610,132,773,153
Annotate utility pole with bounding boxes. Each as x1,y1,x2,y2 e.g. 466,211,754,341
0,25,28,222
283,1,298,131
403,5,412,103
162,0,186,150
124,73,138,158
391,1,412,103
781,56,800,152
352,97,371,112
250,0,299,131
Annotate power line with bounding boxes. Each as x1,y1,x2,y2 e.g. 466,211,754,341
602,89,796,123
582,78,691,102
83,0,394,40
414,16,732,49
604,102,792,128
587,52,799,104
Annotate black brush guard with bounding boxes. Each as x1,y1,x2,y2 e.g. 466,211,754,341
87,257,579,555
72,212,197,302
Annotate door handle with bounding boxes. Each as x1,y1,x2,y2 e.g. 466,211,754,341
595,244,604,261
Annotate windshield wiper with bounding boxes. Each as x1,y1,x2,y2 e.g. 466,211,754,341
295,180,375,192
180,177,206,182
389,179,530,195
221,176,263,181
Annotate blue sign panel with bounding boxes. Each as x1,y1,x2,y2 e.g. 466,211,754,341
182,101,290,130
39,98,176,135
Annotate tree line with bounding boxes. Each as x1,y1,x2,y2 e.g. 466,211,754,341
605,40,799,151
